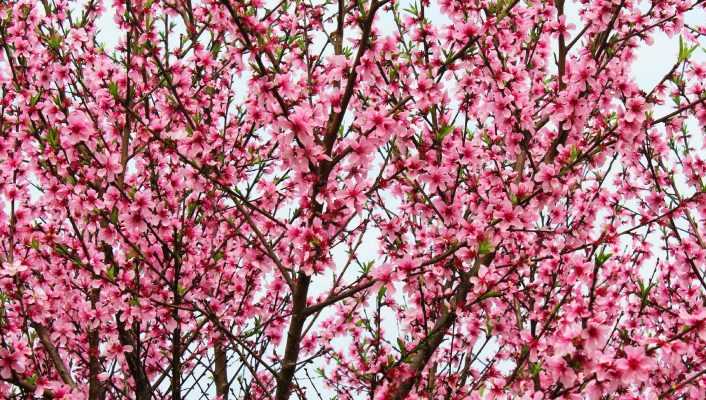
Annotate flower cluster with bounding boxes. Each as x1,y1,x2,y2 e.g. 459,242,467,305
1,0,706,399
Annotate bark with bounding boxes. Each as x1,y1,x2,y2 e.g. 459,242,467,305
33,323,76,388
116,315,152,400
214,342,229,400
389,252,495,399
274,272,311,400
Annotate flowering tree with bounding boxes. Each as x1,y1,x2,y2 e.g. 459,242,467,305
2,0,706,398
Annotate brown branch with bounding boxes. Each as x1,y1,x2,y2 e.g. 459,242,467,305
650,96,706,126
3,374,54,399
32,323,77,388
389,252,495,399
214,343,229,400
304,279,375,316
323,0,388,153
274,2,387,399
88,290,104,400
274,272,312,400
659,366,706,398
116,314,152,400
119,2,133,188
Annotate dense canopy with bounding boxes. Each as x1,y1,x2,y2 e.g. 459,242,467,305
2,0,706,399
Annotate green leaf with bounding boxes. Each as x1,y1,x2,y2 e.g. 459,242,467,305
481,131,492,146
110,207,119,225
638,279,654,299
509,191,521,205
568,357,582,371
46,127,59,149
377,285,387,303
477,290,501,301
106,265,118,281
530,362,542,377
568,145,580,163
108,81,119,99
436,124,453,142
485,319,494,335
595,251,612,265
360,261,374,274
677,36,697,62
478,239,494,255
187,201,198,217
396,338,407,354
26,374,37,386
54,244,71,257
403,2,418,16
389,66,398,81
47,35,62,50
210,40,221,57
29,93,41,107
308,236,321,247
